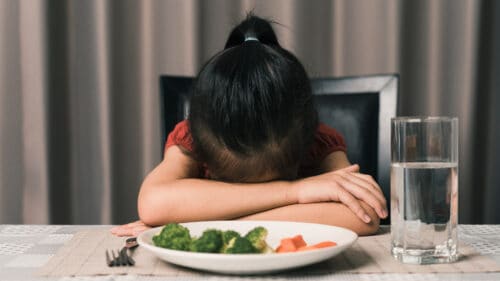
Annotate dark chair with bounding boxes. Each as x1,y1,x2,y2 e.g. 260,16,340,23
160,74,399,223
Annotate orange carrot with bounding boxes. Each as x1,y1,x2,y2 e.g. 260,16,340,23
311,241,337,248
297,242,336,252
276,234,337,253
297,245,317,252
276,238,297,253
291,235,307,248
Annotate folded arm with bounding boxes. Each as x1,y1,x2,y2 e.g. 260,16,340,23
137,146,386,235
138,146,296,225
239,151,381,236
238,202,379,236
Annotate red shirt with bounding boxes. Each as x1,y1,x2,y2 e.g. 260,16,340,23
165,120,346,178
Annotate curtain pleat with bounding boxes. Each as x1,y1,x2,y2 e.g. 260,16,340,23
45,0,70,224
19,0,50,223
0,0,499,224
0,0,23,223
66,0,112,223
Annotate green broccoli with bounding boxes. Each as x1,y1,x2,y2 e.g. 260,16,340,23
152,224,273,254
245,226,274,253
189,229,223,253
222,237,258,254
152,223,192,251
220,230,241,252
222,230,241,244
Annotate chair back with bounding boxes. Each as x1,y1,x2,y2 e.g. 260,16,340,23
311,75,398,217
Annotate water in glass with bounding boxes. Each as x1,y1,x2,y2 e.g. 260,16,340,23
391,162,458,264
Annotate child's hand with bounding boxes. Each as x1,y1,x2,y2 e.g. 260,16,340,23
294,164,388,223
110,220,152,237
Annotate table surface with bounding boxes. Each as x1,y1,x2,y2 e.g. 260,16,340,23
0,224,499,281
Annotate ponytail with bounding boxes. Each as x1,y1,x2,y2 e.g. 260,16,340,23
224,14,281,49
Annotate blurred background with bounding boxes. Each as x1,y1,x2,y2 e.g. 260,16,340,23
0,0,499,225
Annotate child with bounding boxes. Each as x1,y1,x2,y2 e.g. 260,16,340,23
111,15,387,237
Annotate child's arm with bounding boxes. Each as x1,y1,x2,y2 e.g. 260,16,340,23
238,201,379,236
237,151,385,235
137,146,386,228
138,146,296,225
318,151,387,213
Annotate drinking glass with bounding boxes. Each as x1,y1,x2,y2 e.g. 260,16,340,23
390,117,458,264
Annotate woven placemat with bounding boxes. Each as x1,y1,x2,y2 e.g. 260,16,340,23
38,228,500,277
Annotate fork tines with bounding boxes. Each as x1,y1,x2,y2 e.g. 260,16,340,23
106,249,134,267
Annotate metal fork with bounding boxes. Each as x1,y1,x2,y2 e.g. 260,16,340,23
106,237,138,267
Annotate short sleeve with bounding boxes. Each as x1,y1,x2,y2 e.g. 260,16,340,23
165,120,194,152
307,123,347,162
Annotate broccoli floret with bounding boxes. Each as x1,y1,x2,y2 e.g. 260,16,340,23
152,224,272,254
189,229,223,253
220,230,241,252
222,230,241,244
222,237,258,254
152,223,192,251
244,226,273,253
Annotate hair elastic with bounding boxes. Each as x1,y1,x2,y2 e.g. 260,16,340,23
244,36,259,42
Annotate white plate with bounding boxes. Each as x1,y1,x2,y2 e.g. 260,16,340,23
137,220,357,275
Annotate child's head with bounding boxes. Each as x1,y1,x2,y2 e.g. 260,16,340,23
188,15,318,182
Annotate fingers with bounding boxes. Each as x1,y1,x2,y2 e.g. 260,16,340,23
336,165,387,213
132,225,151,236
110,220,147,237
336,189,372,223
110,226,122,235
333,174,387,219
338,172,387,212
337,166,383,195
111,225,148,237
351,173,385,195
111,226,135,237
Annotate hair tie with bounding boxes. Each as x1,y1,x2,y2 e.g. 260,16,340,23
244,36,259,42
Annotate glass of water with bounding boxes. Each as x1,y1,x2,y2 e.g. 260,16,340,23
391,117,458,264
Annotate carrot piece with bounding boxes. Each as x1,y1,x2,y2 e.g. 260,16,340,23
291,235,307,248
276,235,337,253
297,241,337,252
276,238,297,253
312,241,337,248
296,245,317,252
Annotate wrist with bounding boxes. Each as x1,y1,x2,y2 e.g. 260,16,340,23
287,180,302,204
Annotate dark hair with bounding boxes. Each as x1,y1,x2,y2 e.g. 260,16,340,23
188,15,318,182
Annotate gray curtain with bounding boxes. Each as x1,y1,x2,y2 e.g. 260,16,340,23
1,0,499,224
